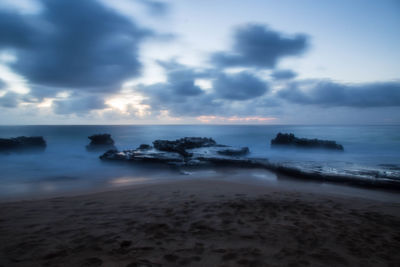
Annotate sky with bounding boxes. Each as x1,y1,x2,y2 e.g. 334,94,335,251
0,0,399,125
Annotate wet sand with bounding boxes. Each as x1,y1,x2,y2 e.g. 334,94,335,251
0,179,399,267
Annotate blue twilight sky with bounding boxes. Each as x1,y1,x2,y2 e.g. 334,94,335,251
0,0,399,124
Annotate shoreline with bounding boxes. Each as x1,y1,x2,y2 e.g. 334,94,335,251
2,166,400,204
1,178,399,266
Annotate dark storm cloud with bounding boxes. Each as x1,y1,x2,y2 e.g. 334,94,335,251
52,95,107,115
279,80,400,107
211,24,309,69
0,11,34,49
0,0,152,92
213,71,269,100
0,92,19,108
271,69,297,80
138,0,169,16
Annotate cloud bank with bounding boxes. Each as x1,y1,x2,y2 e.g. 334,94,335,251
0,0,160,115
211,24,309,69
279,80,400,107
0,1,398,124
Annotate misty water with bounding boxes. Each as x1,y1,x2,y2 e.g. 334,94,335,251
0,125,399,199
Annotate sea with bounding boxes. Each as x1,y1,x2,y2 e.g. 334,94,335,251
0,125,399,200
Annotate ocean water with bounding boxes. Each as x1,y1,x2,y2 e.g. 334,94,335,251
0,125,399,199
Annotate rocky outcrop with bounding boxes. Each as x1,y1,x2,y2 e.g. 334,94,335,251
217,147,249,156
86,134,116,151
137,144,152,150
153,137,218,157
0,136,46,152
100,137,251,166
99,136,400,190
271,133,343,150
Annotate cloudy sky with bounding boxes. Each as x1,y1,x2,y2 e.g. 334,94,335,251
0,0,399,124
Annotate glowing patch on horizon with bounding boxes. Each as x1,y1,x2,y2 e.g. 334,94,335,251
110,177,151,186
196,115,277,123
157,110,182,122
106,93,150,117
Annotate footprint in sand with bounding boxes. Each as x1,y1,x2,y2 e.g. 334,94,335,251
81,257,103,267
126,259,161,267
164,253,179,262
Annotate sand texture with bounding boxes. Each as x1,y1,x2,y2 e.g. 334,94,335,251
0,179,399,267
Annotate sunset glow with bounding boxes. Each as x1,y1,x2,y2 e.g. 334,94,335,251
196,116,277,124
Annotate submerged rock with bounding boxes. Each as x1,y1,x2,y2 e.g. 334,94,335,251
137,144,152,150
86,134,116,151
217,147,249,156
153,137,218,157
0,136,46,152
271,133,343,150
100,148,183,164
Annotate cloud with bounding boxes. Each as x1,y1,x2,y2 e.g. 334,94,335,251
157,60,206,96
136,63,221,116
0,10,34,49
136,62,207,114
0,91,19,108
0,79,6,89
138,0,169,16
52,94,107,115
136,60,277,117
279,80,400,107
138,82,217,117
211,24,309,69
0,0,152,92
271,69,297,80
213,71,269,100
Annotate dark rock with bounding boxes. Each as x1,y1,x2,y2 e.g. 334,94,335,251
271,133,343,150
100,148,184,165
0,136,46,152
137,144,152,150
100,137,252,167
88,134,114,145
217,147,249,156
99,149,125,160
86,134,116,151
99,137,400,190
153,137,217,157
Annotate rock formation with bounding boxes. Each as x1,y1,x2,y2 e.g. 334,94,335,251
0,136,46,152
86,134,116,151
271,133,343,150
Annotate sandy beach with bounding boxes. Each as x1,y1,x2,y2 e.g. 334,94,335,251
0,178,399,267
